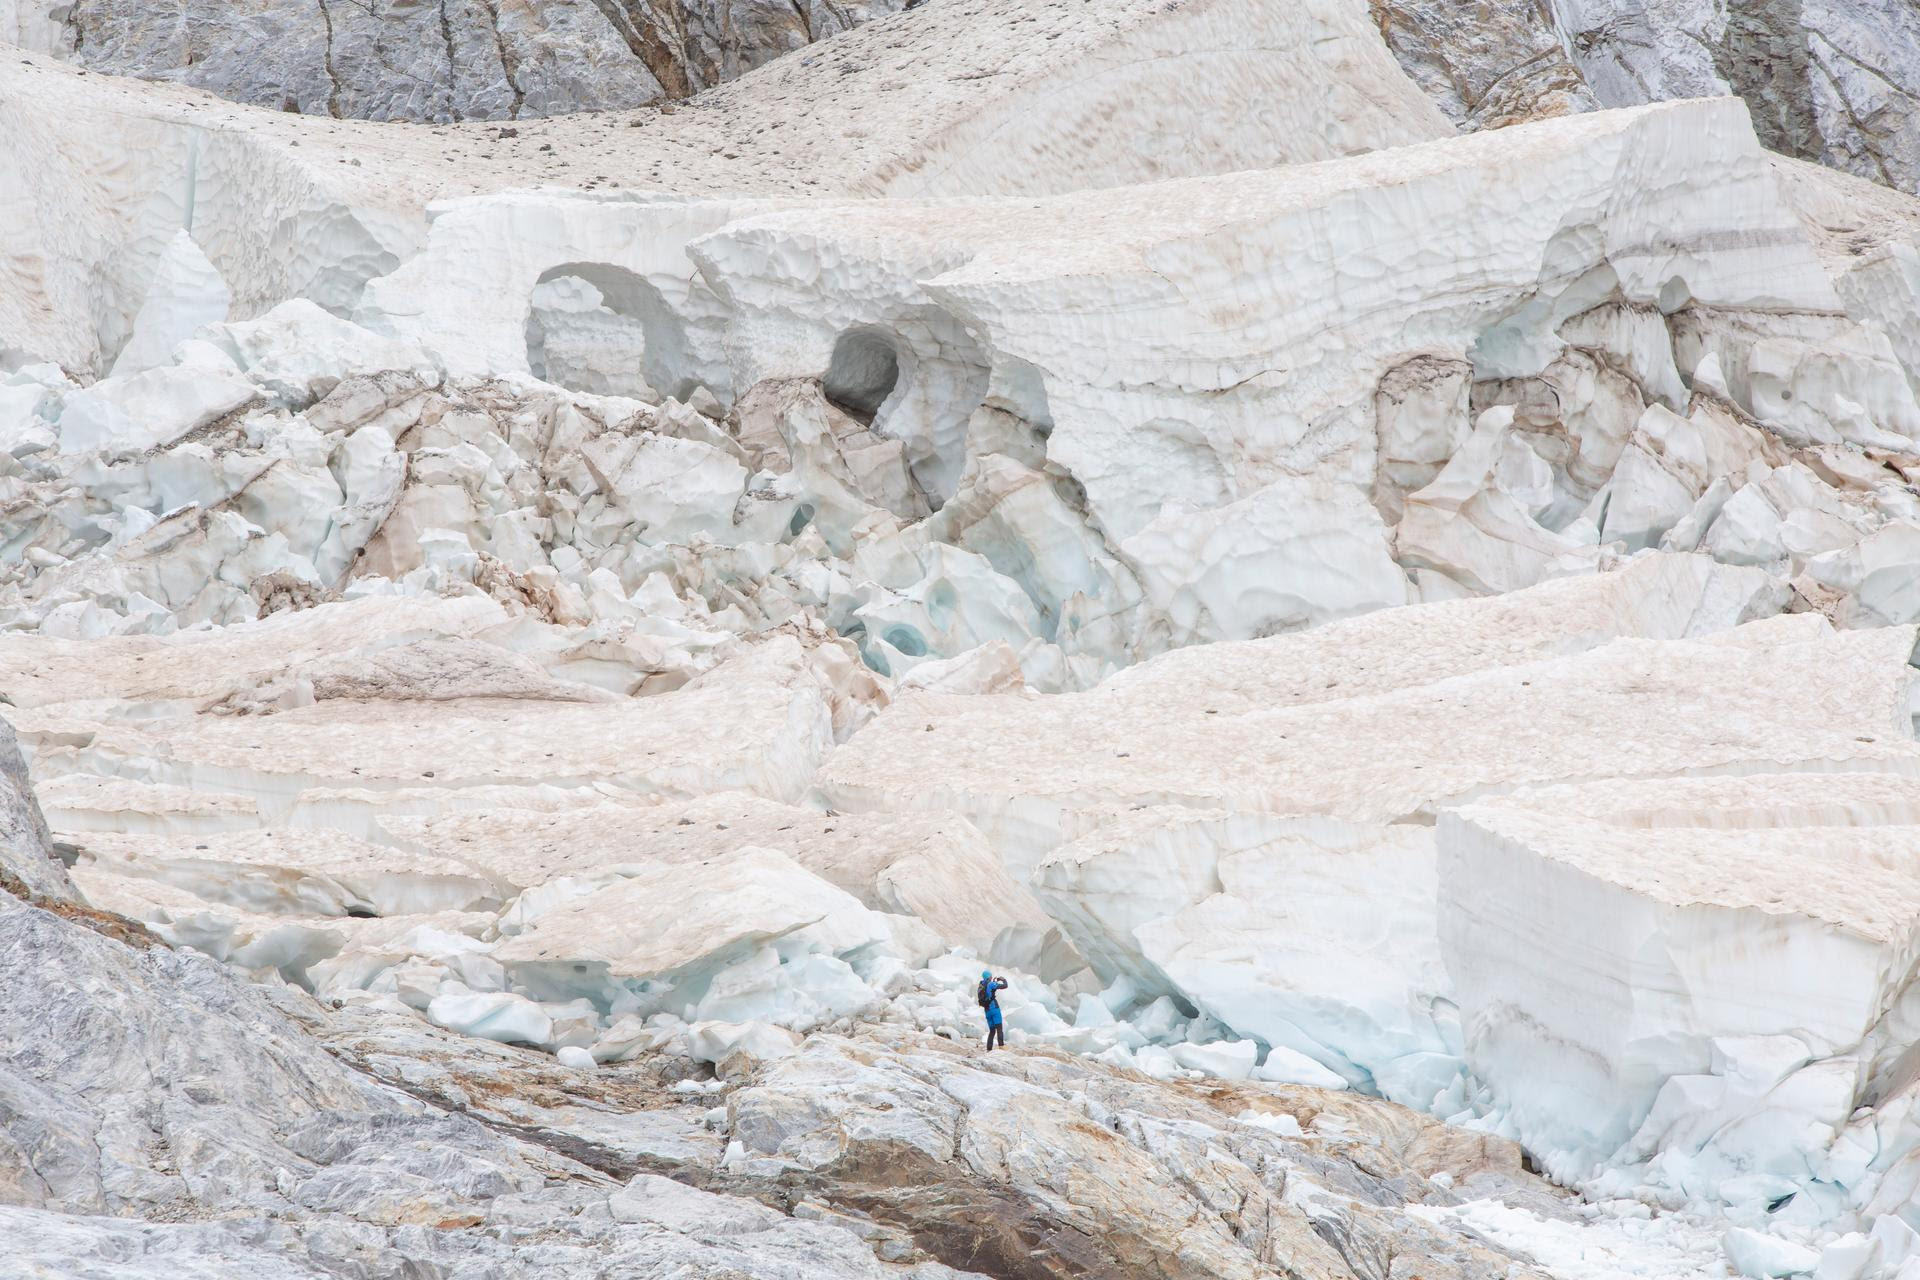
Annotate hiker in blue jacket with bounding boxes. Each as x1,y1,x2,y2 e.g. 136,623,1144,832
977,970,1009,1050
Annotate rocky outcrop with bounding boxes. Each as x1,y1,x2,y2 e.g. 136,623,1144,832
1367,0,1599,130
4,0,916,121
0,716,72,902
1552,0,1920,195
1370,0,1920,194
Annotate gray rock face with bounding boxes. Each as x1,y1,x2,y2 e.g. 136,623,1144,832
1369,0,1920,194
0,871,965,1277
1367,0,1599,132
0,715,73,902
19,0,915,122
1549,0,1920,194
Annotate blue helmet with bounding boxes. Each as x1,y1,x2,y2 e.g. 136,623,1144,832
981,970,992,980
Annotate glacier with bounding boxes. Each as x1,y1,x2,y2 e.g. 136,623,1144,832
9,1,1920,1277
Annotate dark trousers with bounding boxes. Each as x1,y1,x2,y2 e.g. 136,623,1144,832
985,1021,1004,1050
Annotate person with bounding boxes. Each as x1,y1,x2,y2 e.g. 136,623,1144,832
977,970,1009,1051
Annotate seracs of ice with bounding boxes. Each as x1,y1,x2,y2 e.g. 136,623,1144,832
107,229,233,379
9,99,1920,687
346,97,1900,648
490,847,900,1030
1032,807,1459,1103
1437,758,1920,1227
1806,523,1920,627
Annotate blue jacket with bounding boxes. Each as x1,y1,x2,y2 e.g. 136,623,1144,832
979,977,1008,1023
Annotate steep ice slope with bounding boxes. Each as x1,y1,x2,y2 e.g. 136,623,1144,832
3,0,912,121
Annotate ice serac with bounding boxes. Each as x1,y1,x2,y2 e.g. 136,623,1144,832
1035,808,1457,1105
0,62,429,379
1134,820,1456,1107
642,97,1831,640
1439,756,1920,1220
107,229,232,379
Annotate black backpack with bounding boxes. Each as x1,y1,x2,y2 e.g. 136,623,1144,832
977,978,994,1009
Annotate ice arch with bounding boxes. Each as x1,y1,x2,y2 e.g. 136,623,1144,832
523,262,700,402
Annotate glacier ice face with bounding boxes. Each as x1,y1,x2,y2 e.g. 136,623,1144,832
343,94,1920,650
1133,820,1459,1108
108,230,233,379
1438,768,1920,1226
